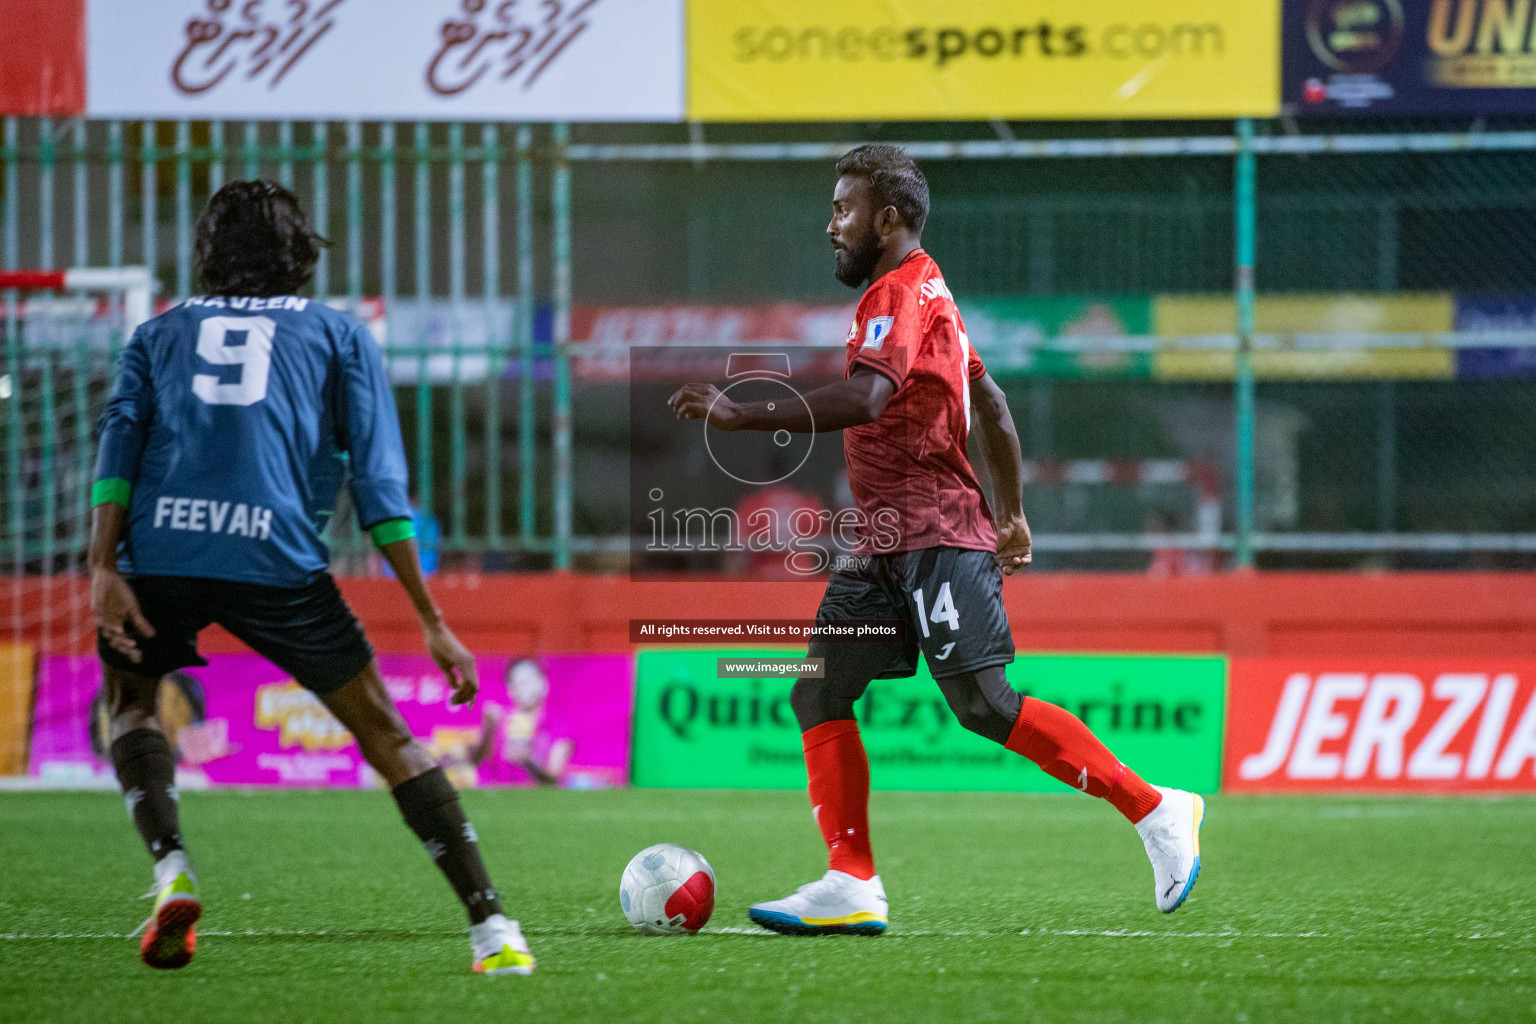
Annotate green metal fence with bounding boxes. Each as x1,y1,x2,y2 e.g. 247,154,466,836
5,117,1536,597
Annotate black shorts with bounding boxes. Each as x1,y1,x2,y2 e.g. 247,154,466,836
809,546,1015,681
97,573,374,695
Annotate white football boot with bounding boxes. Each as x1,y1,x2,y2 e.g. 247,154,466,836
749,870,888,935
470,914,536,975
1135,785,1205,913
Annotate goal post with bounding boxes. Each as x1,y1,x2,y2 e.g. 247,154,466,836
0,266,155,335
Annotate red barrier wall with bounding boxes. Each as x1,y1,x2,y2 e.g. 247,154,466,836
14,573,1536,657
230,572,1536,656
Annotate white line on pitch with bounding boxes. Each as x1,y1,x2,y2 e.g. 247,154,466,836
706,926,1332,940
2,926,1337,942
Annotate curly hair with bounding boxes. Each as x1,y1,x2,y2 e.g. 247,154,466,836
834,144,930,234
195,180,327,297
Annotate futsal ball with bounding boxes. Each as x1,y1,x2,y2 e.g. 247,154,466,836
619,843,716,935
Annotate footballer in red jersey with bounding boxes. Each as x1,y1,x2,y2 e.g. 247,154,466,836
669,145,1206,935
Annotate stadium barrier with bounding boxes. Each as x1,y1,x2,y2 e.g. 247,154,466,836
19,638,1536,795
8,571,1536,658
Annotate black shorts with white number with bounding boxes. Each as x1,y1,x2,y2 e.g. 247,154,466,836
96,573,374,695
809,546,1015,682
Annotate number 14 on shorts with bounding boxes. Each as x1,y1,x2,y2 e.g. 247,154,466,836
913,582,960,636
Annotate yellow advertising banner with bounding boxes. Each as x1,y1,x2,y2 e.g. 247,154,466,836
686,0,1280,122
0,644,35,775
1154,347,1455,382
1154,293,1455,337
1151,292,1456,380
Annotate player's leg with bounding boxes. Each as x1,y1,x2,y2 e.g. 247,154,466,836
96,576,209,970
790,652,882,883
934,667,1163,818
914,549,1204,913
103,665,185,861
318,665,502,911
748,568,906,936
221,575,532,974
935,669,1204,911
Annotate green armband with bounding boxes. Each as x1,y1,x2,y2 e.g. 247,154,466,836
91,478,132,508
370,518,416,547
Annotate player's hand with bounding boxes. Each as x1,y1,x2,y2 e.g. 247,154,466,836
996,515,1033,575
91,567,155,663
667,383,745,431
424,620,479,706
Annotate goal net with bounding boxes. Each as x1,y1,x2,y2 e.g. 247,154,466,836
1,268,154,778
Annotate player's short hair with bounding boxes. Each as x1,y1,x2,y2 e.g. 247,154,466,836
195,180,327,297
834,144,930,234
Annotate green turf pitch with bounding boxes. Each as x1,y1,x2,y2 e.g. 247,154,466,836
2,790,1534,1023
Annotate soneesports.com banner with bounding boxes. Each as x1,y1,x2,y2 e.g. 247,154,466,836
1284,0,1536,115
1225,659,1536,792
631,649,1226,792
687,0,1280,121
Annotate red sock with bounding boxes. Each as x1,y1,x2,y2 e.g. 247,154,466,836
1005,697,1163,824
802,720,876,880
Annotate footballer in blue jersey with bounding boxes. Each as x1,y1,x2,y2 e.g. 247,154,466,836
89,181,534,976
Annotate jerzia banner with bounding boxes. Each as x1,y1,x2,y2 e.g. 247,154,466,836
1284,0,1536,114
630,649,1226,793
1225,659,1536,792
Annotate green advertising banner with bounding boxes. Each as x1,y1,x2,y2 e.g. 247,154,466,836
959,297,1155,380
632,649,1226,793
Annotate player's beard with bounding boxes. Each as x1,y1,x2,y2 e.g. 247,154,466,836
833,226,883,287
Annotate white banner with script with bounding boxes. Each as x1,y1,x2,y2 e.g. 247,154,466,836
87,0,684,121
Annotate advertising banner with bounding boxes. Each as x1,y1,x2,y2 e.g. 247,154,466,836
29,653,633,789
632,649,1226,792
1453,296,1536,379
687,0,1280,121
1155,292,1455,338
1225,659,1536,792
0,644,35,776
86,0,685,121
1151,292,1457,381
1284,0,1536,115
956,297,1154,378
571,297,1155,380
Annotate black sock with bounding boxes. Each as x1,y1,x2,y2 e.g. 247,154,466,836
392,767,504,925
109,729,184,862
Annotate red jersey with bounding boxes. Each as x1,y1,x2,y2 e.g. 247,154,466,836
842,249,995,555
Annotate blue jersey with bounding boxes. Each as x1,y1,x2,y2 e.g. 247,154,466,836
94,295,412,587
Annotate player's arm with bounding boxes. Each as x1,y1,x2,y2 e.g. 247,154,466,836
340,326,479,704
970,370,1032,574
667,366,895,433
375,536,478,705
90,333,157,661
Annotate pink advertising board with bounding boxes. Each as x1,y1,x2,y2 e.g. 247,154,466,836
29,654,634,789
